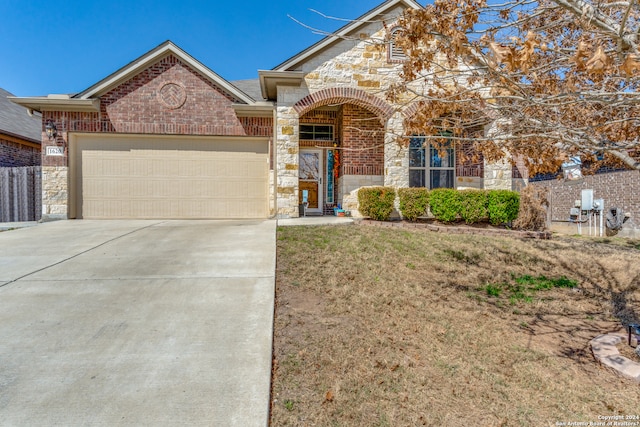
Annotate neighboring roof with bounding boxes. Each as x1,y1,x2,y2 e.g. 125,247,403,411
273,0,422,71
0,88,41,143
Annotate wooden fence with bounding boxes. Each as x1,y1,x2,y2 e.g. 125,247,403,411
0,166,41,222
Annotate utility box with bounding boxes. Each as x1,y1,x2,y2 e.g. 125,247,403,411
581,189,594,211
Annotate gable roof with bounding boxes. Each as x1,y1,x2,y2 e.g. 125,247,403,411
0,88,41,143
273,0,422,71
11,40,274,114
231,79,264,102
76,40,257,105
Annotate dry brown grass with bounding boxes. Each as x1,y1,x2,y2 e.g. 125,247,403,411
270,224,640,427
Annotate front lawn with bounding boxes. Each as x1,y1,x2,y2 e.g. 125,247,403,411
271,225,640,426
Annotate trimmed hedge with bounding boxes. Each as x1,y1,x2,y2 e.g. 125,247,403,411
429,188,460,222
488,190,520,225
358,186,520,225
358,187,396,221
458,190,488,224
427,188,520,225
398,188,430,221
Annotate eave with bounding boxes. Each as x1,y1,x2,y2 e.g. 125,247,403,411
0,131,41,147
232,102,276,118
8,95,100,113
258,70,305,101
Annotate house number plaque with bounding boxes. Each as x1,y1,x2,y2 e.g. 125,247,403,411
46,146,64,156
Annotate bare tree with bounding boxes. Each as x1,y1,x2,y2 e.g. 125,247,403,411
389,0,640,174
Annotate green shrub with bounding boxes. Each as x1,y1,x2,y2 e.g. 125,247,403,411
398,188,430,221
357,187,396,221
487,190,520,225
457,190,488,224
429,188,459,222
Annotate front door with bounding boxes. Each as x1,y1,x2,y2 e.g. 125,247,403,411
299,149,323,215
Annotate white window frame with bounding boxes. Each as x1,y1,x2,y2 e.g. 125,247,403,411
409,136,456,189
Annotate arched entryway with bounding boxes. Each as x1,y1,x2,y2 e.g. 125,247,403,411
294,89,393,214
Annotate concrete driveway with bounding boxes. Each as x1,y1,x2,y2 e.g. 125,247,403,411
0,220,275,426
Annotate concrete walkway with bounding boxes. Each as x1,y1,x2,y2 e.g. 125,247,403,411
0,220,275,426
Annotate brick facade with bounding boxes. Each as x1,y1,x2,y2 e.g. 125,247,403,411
531,170,640,233
340,104,384,176
0,137,40,167
41,54,272,168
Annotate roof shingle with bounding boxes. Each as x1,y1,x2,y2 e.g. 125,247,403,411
0,88,41,143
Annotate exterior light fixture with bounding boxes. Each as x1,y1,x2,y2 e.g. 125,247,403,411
45,120,57,140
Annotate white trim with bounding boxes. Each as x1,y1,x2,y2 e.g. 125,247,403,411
232,102,276,117
8,96,100,113
258,70,305,100
299,149,324,214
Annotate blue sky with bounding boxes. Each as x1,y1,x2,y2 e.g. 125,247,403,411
1,1,405,97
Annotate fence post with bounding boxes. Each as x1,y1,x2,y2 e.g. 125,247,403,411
0,168,9,221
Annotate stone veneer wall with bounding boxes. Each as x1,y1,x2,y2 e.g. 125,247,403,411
275,91,303,217
383,112,408,188
483,159,512,190
41,166,67,220
273,5,511,216
341,175,385,205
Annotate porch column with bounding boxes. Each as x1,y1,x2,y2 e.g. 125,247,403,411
384,111,408,188
42,116,69,221
483,119,512,190
275,105,300,218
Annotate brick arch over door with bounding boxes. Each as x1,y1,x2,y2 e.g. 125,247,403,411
294,88,395,123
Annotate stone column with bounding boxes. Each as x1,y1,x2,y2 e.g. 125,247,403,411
483,119,513,190
41,117,69,221
41,166,68,221
383,112,408,188
275,105,300,218
483,159,513,190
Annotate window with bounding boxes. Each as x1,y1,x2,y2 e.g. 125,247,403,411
326,150,335,203
389,27,406,61
300,124,334,141
409,136,455,188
